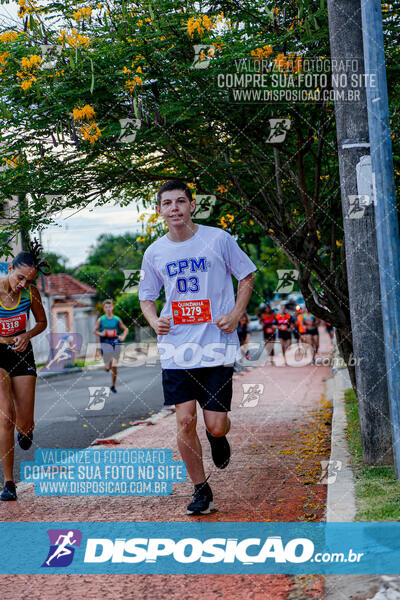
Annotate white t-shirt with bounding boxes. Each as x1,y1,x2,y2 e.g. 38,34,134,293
139,224,257,369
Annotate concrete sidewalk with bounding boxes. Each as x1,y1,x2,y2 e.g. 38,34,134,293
2,331,334,599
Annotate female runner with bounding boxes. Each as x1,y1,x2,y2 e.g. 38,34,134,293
0,240,49,500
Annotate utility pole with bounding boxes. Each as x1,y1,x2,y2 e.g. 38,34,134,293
327,0,392,464
361,0,400,477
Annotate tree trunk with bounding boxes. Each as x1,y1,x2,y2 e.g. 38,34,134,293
334,325,356,392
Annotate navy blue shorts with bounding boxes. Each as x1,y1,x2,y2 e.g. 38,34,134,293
162,366,233,412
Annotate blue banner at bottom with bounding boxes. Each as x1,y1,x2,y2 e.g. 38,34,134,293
1,522,399,574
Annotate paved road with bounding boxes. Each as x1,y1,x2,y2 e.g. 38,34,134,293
12,364,165,482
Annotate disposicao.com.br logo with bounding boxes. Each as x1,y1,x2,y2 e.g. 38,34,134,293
83,536,362,566
3,522,393,574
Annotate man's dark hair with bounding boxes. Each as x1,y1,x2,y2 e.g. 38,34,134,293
12,238,51,275
156,180,193,206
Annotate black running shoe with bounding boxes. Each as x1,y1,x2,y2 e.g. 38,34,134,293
110,386,117,393
206,430,231,469
0,481,17,501
17,431,33,450
187,483,214,515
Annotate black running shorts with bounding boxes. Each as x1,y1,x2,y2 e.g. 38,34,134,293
162,365,234,412
263,330,275,341
0,341,37,378
306,327,319,336
278,330,292,341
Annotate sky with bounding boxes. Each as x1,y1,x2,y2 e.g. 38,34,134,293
37,203,146,268
0,1,148,267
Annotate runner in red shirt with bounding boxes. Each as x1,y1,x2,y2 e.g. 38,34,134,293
259,304,276,365
275,303,294,366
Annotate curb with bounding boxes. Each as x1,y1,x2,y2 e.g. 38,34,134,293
90,407,176,445
325,367,357,522
37,366,83,379
323,366,400,600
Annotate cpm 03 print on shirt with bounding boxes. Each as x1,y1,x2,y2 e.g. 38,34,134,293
164,256,210,294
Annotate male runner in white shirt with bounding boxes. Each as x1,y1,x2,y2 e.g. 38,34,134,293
139,181,256,515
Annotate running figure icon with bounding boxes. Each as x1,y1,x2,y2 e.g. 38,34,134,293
45,531,77,566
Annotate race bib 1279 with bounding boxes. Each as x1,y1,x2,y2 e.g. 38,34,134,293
171,299,212,325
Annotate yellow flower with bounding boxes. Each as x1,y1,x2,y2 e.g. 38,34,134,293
73,7,92,21
274,52,287,71
21,54,42,69
217,185,228,194
187,14,214,38
273,7,279,17
18,0,37,18
81,122,101,144
0,52,9,65
268,228,274,233
202,14,212,29
58,30,67,46
21,79,33,91
73,104,96,121
66,28,90,49
125,75,143,93
251,45,273,59
249,220,254,225
0,31,19,43
4,155,20,168
336,240,342,247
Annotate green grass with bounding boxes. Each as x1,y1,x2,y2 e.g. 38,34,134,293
345,388,400,520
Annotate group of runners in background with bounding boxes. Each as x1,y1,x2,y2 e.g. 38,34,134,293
237,303,335,366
